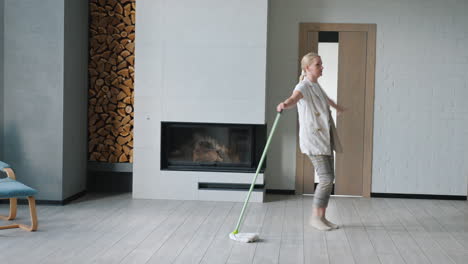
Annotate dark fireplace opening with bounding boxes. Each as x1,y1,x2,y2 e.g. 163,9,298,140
161,122,266,172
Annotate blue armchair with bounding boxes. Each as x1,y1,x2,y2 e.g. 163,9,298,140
0,161,38,231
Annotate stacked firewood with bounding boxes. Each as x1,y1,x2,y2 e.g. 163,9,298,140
88,0,135,163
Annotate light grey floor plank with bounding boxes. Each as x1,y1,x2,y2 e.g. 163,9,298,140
226,202,269,264
416,199,467,264
198,203,243,264
43,198,157,264
278,196,304,264
353,198,405,264
42,196,134,259
303,196,329,264
417,200,466,250
81,199,182,264
252,239,282,264
335,198,381,264
2,194,468,264
91,199,184,264
369,198,406,232
119,200,199,264
353,198,404,258
324,198,355,264
0,203,63,259
403,199,461,262
4,194,130,264
172,202,235,264
252,196,286,264
389,198,455,264
0,202,59,239
447,200,468,250
381,199,431,264
146,201,217,264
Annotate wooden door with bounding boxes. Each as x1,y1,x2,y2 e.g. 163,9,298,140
334,31,367,195
296,23,376,197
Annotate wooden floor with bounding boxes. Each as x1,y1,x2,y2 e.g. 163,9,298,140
1,194,468,264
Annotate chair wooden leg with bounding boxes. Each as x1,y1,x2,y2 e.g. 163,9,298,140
0,198,17,221
0,198,20,230
18,196,38,231
0,224,20,229
9,198,17,220
0,196,38,231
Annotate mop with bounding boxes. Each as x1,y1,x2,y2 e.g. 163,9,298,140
229,111,282,243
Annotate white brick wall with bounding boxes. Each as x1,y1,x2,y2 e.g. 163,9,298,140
267,0,468,195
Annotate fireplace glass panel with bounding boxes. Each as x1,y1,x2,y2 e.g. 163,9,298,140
161,122,266,172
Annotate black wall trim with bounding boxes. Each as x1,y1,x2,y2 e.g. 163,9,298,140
318,31,339,43
198,182,264,191
87,171,132,192
88,161,133,173
266,189,295,195
0,191,87,206
87,161,133,193
371,192,467,201
62,190,87,204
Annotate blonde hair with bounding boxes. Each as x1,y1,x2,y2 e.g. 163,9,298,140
299,52,320,82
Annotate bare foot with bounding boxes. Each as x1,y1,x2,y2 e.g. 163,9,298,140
322,217,339,229
309,216,332,231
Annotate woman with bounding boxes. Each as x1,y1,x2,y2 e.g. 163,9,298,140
277,52,344,231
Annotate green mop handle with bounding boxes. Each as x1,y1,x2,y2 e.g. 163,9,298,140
232,111,282,234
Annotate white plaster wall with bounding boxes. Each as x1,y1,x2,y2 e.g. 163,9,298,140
318,43,339,129
267,0,468,195
133,0,268,199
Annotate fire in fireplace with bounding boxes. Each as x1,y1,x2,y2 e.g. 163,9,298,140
161,122,266,172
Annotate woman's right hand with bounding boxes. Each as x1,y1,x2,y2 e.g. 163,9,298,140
276,102,286,113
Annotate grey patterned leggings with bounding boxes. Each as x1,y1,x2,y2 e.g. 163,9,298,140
308,155,335,208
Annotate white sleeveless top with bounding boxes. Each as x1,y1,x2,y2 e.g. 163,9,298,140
294,79,342,156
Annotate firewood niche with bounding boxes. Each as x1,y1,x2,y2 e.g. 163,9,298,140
88,0,136,163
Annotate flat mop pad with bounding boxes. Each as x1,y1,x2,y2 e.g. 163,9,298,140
229,232,259,243
229,112,282,243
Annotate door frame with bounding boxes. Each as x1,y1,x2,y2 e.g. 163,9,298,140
295,23,376,197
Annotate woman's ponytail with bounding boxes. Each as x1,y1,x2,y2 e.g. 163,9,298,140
298,70,306,82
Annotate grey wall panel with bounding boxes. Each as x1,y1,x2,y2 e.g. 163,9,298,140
0,0,4,161
3,0,65,200
62,0,88,200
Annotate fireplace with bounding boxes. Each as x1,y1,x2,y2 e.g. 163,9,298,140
161,122,266,172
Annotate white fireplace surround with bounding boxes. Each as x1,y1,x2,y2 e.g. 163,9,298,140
133,0,268,201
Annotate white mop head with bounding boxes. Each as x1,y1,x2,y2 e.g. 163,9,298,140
229,232,259,243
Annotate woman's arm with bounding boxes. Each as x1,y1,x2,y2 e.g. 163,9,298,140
277,90,303,112
326,98,346,113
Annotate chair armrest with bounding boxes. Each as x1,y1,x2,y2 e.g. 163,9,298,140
0,161,15,180
3,168,16,180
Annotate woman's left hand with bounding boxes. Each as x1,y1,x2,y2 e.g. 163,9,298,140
336,105,347,115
